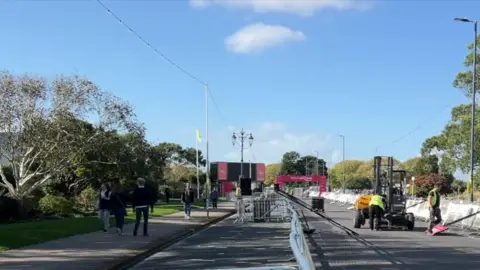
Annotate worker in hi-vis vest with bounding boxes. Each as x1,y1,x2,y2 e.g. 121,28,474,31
369,193,386,231
426,183,442,234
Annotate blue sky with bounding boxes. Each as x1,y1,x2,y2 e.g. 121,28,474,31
0,0,477,176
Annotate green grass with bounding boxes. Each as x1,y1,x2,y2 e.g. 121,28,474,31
0,204,183,252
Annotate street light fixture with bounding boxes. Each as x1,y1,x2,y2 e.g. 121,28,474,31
454,16,478,202
232,129,254,180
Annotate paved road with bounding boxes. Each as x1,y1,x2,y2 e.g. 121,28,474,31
130,215,296,270
302,201,480,270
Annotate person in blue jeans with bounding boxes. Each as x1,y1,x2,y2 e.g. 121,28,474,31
181,183,195,219
132,178,154,236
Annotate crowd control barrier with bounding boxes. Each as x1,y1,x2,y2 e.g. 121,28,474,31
321,192,480,231
234,191,316,270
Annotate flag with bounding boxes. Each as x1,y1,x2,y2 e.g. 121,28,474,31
196,129,202,143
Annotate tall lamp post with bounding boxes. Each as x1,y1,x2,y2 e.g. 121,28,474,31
313,150,320,175
338,134,346,193
232,129,254,182
455,17,478,202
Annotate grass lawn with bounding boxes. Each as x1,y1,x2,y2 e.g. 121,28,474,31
0,204,183,252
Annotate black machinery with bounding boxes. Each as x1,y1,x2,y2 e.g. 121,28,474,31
353,156,415,230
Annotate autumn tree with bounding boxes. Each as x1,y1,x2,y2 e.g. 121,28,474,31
412,173,447,197
265,163,281,185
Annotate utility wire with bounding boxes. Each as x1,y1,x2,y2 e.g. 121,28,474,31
374,103,454,154
95,0,229,128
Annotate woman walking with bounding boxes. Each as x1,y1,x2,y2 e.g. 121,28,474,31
98,184,111,232
110,184,127,235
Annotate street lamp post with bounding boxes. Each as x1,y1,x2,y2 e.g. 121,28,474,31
455,17,478,202
338,134,346,193
232,129,254,182
314,150,320,175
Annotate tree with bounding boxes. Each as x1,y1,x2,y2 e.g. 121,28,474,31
265,163,281,186
421,35,480,188
401,156,439,177
280,151,301,175
0,71,142,201
451,179,467,193
279,151,328,176
412,173,447,197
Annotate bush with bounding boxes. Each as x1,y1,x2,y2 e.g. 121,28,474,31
76,186,98,211
39,195,74,216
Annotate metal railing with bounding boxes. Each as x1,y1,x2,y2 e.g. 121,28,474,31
233,191,315,270
287,203,316,270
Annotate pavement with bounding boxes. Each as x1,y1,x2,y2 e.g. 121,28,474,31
129,214,296,270
303,200,480,270
0,202,235,270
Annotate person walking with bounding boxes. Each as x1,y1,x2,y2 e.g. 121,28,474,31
98,184,111,232
132,178,154,237
426,183,442,234
181,183,195,219
368,192,385,231
201,188,208,209
110,184,127,235
210,187,219,209
165,187,170,204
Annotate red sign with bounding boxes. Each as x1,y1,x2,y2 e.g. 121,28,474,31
256,163,265,181
276,175,327,194
218,162,228,181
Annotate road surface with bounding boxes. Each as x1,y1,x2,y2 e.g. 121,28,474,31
129,215,296,269
302,200,480,270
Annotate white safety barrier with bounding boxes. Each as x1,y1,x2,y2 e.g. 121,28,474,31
321,192,480,231
287,202,316,270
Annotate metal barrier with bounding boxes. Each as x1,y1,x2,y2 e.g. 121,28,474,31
287,203,316,270
322,191,480,231
233,192,315,270
234,192,290,224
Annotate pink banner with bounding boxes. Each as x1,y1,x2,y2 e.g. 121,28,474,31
276,175,327,194
218,162,228,181
256,163,265,181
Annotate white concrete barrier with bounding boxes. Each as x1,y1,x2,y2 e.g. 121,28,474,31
321,192,480,230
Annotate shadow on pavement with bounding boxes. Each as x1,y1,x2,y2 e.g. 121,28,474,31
130,217,296,270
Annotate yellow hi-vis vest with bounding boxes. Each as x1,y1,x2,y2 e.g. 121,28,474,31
429,188,439,208
369,194,385,210
236,187,241,196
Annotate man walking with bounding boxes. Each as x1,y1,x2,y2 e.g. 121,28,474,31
368,192,385,231
210,187,219,209
426,183,442,234
132,178,154,236
181,183,195,219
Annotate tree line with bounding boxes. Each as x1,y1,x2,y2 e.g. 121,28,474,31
0,71,206,221
265,151,465,197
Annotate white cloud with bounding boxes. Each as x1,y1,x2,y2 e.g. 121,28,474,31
190,0,373,17
207,121,340,166
225,23,305,54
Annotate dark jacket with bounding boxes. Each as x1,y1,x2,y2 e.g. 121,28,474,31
99,189,111,210
132,186,154,209
109,192,127,210
181,189,195,204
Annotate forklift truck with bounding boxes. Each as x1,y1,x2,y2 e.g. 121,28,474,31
353,156,415,230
